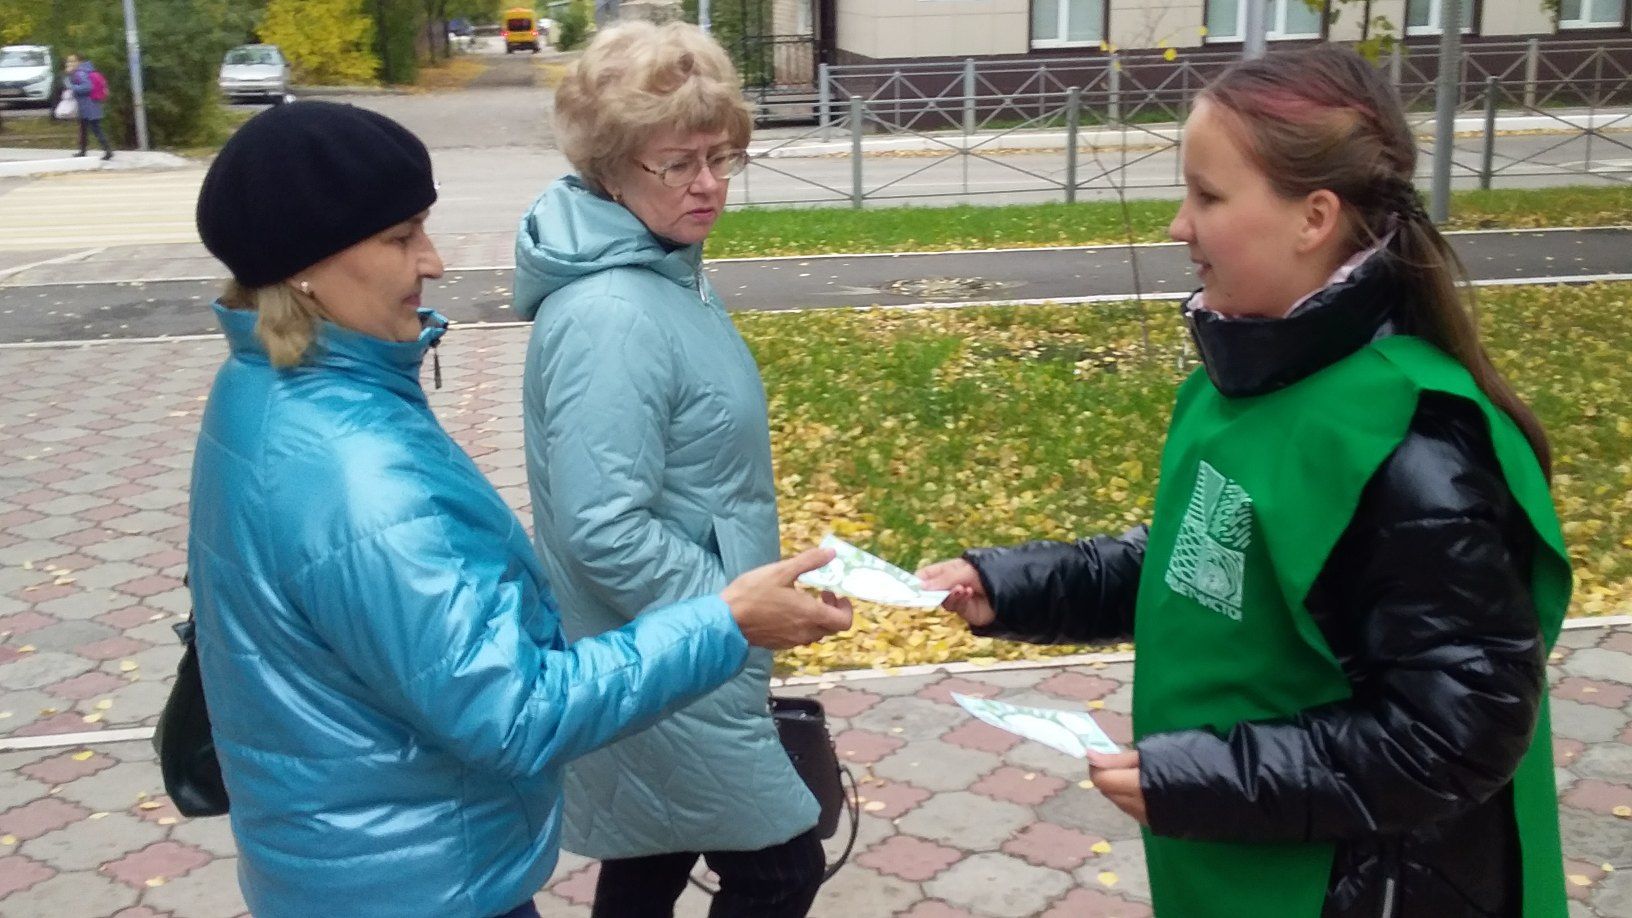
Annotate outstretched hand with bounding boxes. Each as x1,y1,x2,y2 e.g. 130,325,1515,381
723,547,854,650
916,558,996,628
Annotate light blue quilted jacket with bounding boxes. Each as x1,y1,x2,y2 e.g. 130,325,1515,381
514,176,819,858
187,303,750,917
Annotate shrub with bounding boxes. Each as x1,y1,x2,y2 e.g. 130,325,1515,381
259,0,376,86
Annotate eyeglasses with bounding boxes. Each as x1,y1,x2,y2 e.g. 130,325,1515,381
636,149,749,188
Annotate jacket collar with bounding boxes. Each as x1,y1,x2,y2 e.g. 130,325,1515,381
1182,247,1404,399
513,175,705,321
214,301,447,396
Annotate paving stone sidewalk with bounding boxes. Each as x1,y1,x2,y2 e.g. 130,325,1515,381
1,328,1629,917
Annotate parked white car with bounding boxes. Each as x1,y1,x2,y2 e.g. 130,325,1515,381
219,44,291,104
0,45,57,107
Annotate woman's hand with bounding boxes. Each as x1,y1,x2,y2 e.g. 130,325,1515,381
1086,749,1148,825
916,558,996,628
723,547,854,649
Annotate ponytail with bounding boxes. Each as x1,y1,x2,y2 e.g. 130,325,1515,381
1391,209,1552,476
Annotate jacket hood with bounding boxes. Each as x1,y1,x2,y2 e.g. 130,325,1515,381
512,174,703,321
1183,245,1406,399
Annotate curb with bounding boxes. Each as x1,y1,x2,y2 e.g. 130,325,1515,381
0,148,196,177
290,84,412,97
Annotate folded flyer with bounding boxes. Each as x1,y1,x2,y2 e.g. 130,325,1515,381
952,692,1122,757
796,534,950,609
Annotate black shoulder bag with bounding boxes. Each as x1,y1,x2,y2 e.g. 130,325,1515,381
152,598,230,817
690,695,860,894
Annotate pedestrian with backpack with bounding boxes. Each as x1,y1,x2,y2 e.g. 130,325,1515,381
64,53,112,161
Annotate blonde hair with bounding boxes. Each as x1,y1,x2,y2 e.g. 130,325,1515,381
222,280,323,368
553,21,752,194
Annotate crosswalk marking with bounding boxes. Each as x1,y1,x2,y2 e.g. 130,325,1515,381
0,169,206,250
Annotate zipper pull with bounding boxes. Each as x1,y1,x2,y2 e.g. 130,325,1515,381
431,341,443,390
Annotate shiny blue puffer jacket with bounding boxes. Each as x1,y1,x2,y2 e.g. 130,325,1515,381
186,304,749,918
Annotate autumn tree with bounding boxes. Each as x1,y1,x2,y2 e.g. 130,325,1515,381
260,0,377,85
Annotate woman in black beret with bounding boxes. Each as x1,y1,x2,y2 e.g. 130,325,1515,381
185,101,850,918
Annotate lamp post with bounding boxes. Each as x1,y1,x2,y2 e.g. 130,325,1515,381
121,0,150,150
1430,0,1463,223
1242,0,1268,60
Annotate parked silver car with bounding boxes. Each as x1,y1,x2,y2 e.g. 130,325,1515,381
219,44,291,104
0,45,57,107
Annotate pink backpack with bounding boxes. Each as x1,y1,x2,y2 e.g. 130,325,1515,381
89,70,109,102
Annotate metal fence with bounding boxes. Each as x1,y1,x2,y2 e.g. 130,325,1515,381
730,38,1632,209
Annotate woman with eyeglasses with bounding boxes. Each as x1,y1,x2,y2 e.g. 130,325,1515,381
512,20,822,918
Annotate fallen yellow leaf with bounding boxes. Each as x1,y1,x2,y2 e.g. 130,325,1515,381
1568,875,1592,887
1613,805,1631,818
1091,841,1113,855
71,750,94,762
1097,871,1119,887
1,835,16,846
145,877,166,888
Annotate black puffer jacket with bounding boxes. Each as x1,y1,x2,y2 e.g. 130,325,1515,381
965,255,1547,918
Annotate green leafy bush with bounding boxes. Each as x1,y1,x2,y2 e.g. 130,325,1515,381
260,0,376,86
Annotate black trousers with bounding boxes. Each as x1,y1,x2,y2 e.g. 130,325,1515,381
589,828,825,918
77,118,111,155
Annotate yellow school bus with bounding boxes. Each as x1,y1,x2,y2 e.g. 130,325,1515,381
502,7,541,54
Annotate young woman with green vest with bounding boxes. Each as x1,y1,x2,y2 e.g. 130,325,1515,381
920,46,1570,918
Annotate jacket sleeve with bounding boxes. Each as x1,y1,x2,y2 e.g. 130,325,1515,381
962,525,1147,645
1139,396,1547,843
529,293,728,616
291,513,749,781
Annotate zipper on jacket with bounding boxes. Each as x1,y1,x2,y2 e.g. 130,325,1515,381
430,339,443,389
1377,842,1399,918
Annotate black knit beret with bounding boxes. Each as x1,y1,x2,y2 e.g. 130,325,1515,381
196,101,438,288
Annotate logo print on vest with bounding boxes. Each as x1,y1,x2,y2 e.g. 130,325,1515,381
1165,460,1253,621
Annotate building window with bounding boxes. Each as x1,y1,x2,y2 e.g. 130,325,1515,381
1031,0,1105,48
1405,0,1476,36
1559,0,1626,28
1205,0,1326,42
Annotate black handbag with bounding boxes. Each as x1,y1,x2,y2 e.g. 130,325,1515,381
152,616,230,817
772,695,859,884
770,695,846,839
691,695,859,896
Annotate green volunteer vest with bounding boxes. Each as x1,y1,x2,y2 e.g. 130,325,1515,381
1133,334,1570,918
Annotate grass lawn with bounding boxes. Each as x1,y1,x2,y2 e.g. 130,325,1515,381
412,56,489,92
708,185,1632,259
749,282,1632,674
0,111,85,149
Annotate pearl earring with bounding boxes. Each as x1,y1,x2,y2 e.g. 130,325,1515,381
299,281,311,295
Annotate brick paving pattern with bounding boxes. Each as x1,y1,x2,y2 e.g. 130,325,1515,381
2,329,1629,916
